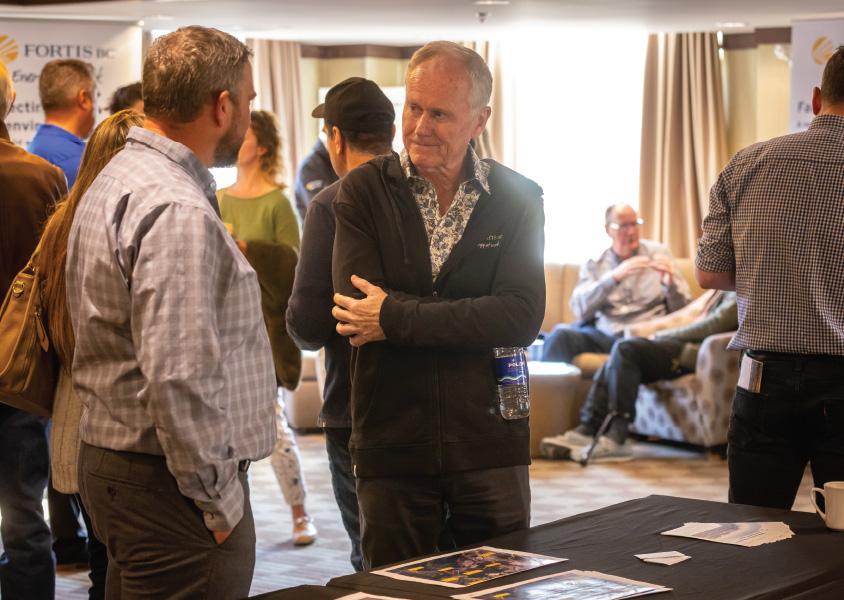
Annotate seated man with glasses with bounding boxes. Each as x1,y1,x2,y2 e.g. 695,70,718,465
542,203,691,363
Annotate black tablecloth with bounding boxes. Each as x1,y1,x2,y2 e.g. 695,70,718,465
258,495,844,599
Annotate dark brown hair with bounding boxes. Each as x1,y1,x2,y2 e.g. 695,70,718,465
325,121,393,156
109,81,143,114
821,47,844,105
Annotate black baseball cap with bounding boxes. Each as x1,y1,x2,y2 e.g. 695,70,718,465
312,77,395,133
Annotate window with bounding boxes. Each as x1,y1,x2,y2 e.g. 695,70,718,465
505,28,648,264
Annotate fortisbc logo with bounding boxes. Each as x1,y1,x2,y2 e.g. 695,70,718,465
813,36,835,66
0,35,18,64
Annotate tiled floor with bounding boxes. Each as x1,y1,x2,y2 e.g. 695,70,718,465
53,434,814,598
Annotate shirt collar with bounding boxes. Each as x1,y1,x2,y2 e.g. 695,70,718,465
36,123,85,146
808,114,844,133
126,126,217,200
400,145,491,195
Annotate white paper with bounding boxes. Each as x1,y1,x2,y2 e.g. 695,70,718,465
635,551,690,566
451,569,671,600
661,522,794,547
372,545,565,588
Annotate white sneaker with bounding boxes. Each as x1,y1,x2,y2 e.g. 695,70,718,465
292,516,318,546
579,436,634,463
540,429,594,460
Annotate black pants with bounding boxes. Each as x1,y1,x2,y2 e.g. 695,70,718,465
580,337,686,442
78,443,255,600
356,465,530,569
324,428,363,572
728,353,844,510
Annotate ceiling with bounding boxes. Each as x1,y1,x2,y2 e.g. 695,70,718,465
1,0,843,43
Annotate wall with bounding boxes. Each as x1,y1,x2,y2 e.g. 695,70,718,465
300,54,409,141
723,34,791,157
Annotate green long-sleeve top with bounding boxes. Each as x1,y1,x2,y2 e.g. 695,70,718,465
655,291,738,369
217,187,301,251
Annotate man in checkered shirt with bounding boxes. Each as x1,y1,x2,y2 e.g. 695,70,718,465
696,47,844,511
66,27,275,598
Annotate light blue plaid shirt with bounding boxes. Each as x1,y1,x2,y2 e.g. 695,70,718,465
66,127,276,531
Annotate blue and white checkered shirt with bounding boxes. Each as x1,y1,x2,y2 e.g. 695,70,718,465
66,127,277,531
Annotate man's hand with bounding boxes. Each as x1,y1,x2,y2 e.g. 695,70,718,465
212,529,232,545
332,275,387,347
650,255,674,286
611,255,653,283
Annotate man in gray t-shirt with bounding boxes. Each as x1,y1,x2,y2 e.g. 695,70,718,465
542,204,691,362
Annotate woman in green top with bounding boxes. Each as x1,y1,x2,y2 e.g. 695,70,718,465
218,110,316,546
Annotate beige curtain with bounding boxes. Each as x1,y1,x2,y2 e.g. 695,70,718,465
463,41,510,165
639,33,728,259
248,39,307,189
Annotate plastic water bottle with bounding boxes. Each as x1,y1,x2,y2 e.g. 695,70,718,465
493,347,530,419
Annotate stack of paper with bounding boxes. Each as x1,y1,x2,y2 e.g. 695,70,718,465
661,522,794,547
635,551,691,565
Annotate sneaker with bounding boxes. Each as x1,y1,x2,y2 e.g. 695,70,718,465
579,436,635,464
292,516,318,546
540,429,594,460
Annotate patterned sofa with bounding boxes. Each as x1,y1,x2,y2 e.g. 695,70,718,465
541,260,740,449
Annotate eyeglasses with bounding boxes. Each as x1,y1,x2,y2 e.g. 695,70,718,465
608,219,644,232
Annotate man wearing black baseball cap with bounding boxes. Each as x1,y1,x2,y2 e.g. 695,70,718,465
286,76,394,572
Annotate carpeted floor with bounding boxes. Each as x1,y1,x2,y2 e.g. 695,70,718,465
54,433,814,598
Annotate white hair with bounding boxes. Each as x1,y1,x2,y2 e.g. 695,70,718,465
407,41,492,108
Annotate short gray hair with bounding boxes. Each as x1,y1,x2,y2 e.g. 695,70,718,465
38,59,95,113
143,26,252,123
605,203,636,225
407,41,492,108
0,61,12,118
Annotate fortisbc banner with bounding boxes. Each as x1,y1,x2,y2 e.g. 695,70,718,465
0,20,142,147
790,19,844,132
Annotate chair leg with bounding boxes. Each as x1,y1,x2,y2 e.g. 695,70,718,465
580,411,616,467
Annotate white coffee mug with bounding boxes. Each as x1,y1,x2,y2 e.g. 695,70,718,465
810,481,844,531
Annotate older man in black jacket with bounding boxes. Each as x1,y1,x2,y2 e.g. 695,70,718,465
332,41,545,568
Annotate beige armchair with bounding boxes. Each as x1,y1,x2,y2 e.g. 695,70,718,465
542,259,738,449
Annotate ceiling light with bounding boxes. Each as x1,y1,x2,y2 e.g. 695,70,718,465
473,1,511,5
716,21,748,29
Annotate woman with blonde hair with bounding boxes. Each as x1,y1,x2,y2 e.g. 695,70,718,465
36,108,145,599
218,109,317,546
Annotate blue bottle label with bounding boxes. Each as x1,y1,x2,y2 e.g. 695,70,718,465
494,352,528,386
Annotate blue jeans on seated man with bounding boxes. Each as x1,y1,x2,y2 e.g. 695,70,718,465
728,353,844,510
576,337,686,444
541,323,617,364
0,404,55,600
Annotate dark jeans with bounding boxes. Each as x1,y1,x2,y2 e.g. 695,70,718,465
78,495,107,600
79,443,255,600
323,428,362,572
580,337,686,442
48,484,87,563
728,353,844,510
541,324,616,363
0,404,54,600
356,465,530,569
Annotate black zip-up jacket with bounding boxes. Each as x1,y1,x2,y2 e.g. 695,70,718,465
332,152,545,478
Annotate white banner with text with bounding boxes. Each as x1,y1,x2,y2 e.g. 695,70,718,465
790,19,844,132
0,20,142,147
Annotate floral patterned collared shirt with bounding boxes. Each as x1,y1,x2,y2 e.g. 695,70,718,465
400,147,491,281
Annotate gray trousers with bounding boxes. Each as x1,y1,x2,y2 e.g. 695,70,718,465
78,443,255,600
356,465,530,569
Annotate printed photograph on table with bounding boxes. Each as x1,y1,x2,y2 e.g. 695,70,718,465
451,570,671,600
372,546,566,588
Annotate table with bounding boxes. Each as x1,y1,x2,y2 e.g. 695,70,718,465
255,495,844,599
527,361,587,457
